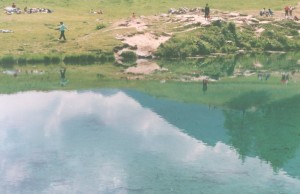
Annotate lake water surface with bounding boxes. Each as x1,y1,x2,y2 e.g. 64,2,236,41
1,90,300,194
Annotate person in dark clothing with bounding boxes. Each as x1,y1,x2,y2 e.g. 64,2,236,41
204,4,210,20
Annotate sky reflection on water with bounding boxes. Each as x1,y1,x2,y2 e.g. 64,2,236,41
1,90,300,194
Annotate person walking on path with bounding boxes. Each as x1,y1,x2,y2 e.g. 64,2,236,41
58,21,68,41
204,4,210,20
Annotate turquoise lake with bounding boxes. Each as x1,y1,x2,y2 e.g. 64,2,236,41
1,89,300,194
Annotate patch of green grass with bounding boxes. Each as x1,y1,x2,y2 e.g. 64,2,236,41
0,0,299,57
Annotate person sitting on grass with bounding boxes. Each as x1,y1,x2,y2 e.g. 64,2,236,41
259,8,266,16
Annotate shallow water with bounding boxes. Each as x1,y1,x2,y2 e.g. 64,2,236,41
1,90,300,194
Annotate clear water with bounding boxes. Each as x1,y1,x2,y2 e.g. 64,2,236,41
1,90,300,194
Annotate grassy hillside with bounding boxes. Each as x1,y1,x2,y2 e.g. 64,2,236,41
0,0,299,57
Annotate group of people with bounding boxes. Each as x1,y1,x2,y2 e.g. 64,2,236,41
89,9,103,14
259,8,273,17
4,3,21,14
284,6,299,20
4,2,52,14
257,72,270,81
281,73,290,84
284,6,295,18
23,7,52,14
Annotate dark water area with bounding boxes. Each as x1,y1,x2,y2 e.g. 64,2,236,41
1,89,300,193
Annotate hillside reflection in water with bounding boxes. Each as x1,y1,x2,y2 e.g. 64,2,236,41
0,90,300,194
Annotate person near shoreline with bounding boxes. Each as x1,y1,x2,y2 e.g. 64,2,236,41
204,4,210,20
58,21,68,41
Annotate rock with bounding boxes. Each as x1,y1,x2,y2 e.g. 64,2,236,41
259,21,272,24
236,49,245,54
168,8,177,14
228,12,240,17
160,13,169,17
249,17,260,23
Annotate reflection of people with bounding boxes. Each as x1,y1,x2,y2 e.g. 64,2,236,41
60,67,67,86
60,67,66,79
202,78,208,93
204,4,210,20
265,72,270,80
258,72,263,80
58,21,68,41
281,72,289,84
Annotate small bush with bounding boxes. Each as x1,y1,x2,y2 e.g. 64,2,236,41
44,56,51,65
51,56,61,64
1,56,16,67
120,51,137,62
27,57,44,64
96,23,106,30
228,22,237,35
196,40,211,55
63,54,97,65
17,57,27,65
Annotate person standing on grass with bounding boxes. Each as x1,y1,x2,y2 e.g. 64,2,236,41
204,4,210,20
58,21,68,41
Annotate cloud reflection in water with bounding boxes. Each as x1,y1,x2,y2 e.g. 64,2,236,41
0,90,300,194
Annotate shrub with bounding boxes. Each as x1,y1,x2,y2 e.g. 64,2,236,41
51,56,61,64
196,40,212,55
228,22,237,35
63,54,96,65
120,51,136,62
27,57,44,64
17,57,27,65
44,56,51,65
96,23,106,30
1,56,15,67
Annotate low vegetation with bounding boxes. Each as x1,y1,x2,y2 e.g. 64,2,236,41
0,0,299,58
156,20,300,58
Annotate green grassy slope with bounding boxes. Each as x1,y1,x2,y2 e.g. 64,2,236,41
0,0,299,56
